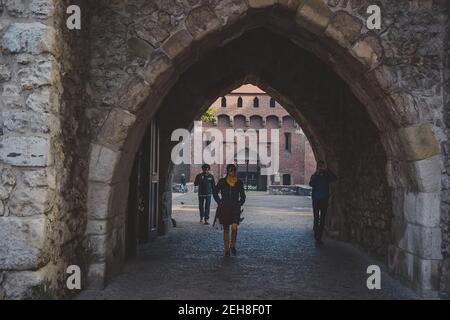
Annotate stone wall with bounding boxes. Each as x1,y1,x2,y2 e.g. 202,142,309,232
329,91,392,259
50,0,91,299
0,0,90,299
0,0,61,299
0,0,448,299
82,0,448,297
441,1,450,298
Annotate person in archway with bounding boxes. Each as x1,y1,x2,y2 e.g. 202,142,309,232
309,160,337,245
180,173,187,193
213,164,246,257
194,164,215,225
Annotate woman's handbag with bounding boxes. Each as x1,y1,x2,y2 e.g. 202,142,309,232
213,201,233,226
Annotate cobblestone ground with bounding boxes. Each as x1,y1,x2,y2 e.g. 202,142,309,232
77,192,418,300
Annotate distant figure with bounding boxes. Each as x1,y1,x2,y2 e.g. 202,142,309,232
194,164,215,225
213,164,246,257
309,160,337,245
180,173,187,193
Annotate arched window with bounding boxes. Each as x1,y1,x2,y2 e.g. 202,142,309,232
253,97,259,108
237,97,243,108
270,98,276,108
221,97,227,108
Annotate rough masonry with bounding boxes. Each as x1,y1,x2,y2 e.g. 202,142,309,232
0,0,449,299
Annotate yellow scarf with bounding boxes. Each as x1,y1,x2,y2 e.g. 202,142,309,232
226,176,237,187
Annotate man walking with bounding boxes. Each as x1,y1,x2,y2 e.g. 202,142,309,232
309,160,337,245
194,164,215,225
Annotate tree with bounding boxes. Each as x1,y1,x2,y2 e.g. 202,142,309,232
200,107,216,124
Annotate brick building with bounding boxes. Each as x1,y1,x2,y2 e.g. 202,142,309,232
174,85,316,190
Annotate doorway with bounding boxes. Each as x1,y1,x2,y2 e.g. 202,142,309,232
126,120,160,258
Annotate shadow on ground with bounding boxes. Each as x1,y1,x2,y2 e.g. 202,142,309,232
77,192,418,300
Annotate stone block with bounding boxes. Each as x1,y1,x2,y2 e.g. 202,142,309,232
87,182,112,220
8,187,51,217
296,0,332,36
5,0,28,18
139,51,174,91
26,87,52,113
161,28,193,61
408,155,442,193
2,22,56,55
388,245,440,296
212,0,248,26
398,124,440,161
88,144,120,183
0,63,12,82
386,160,409,189
118,79,153,114
324,11,362,48
2,269,47,299
0,167,16,200
350,35,382,68
1,84,23,110
278,0,303,11
0,136,50,167
86,262,106,289
22,168,54,188
388,245,413,281
30,0,55,19
386,92,420,127
366,65,398,92
127,37,154,59
16,53,35,65
18,59,54,90
0,215,47,270
85,219,109,236
412,256,441,296
398,223,442,260
247,0,276,8
185,6,221,41
2,84,21,97
404,192,440,227
96,108,136,150
88,234,108,262
2,110,50,134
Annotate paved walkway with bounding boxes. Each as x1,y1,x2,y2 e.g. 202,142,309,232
78,192,417,300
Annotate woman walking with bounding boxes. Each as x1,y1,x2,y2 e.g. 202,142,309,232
213,164,246,257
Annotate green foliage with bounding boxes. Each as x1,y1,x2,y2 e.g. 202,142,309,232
200,107,216,124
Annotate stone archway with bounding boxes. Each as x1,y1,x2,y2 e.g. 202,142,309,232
82,1,445,298
1,0,447,299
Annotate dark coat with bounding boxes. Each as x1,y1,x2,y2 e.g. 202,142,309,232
309,170,337,201
213,178,246,225
194,173,215,196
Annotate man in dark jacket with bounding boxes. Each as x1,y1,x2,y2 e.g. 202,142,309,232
194,164,215,225
309,160,337,245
